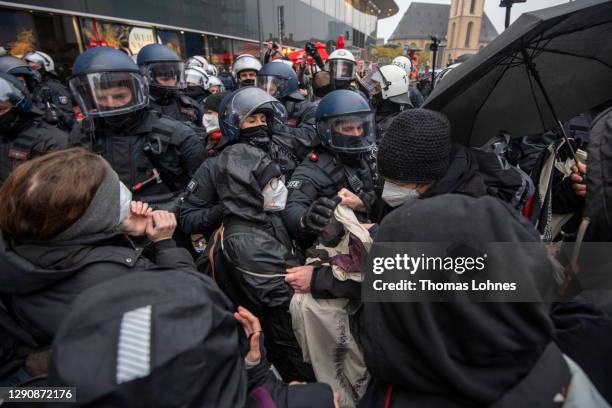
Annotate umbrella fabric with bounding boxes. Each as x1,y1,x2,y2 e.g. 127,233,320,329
424,0,612,147
287,42,329,65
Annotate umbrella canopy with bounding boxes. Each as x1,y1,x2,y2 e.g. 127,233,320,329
424,0,612,147
287,42,329,65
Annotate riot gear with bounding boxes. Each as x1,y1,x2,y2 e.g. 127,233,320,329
256,61,299,99
231,54,262,88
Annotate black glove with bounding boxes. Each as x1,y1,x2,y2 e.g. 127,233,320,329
301,196,341,233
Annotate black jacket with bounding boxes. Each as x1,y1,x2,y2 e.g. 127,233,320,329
0,112,69,186
148,93,204,128
32,74,75,131
0,231,194,345
211,143,314,382
283,149,379,245
70,110,205,206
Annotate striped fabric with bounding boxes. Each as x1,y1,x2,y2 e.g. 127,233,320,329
116,305,152,384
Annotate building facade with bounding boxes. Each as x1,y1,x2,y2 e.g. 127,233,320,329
0,0,398,80
388,1,497,69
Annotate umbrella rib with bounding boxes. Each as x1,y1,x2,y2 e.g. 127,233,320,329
466,55,516,146
521,45,548,134
536,20,612,43
526,47,612,70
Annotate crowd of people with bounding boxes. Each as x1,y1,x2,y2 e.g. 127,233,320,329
0,38,611,408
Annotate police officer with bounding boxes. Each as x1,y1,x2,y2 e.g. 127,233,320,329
137,44,203,127
282,89,379,247
0,72,68,185
232,54,262,88
68,46,205,210
370,64,413,140
0,55,71,130
24,51,75,130
326,49,356,91
256,61,319,175
391,55,425,108
184,66,211,104
179,87,287,240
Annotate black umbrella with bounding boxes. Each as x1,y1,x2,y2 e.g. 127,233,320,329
423,0,612,150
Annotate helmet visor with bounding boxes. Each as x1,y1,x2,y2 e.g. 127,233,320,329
185,68,207,88
0,77,27,109
142,61,186,89
221,87,287,139
69,72,148,117
329,60,355,81
256,75,289,98
318,113,376,153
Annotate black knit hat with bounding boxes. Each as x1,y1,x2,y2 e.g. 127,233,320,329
378,109,451,183
203,91,228,113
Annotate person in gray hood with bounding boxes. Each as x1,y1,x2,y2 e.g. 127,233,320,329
0,147,194,346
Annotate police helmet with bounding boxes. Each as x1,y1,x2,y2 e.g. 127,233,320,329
0,56,41,92
69,47,148,118
137,44,186,90
0,72,32,114
24,51,55,73
256,61,299,99
315,89,375,154
219,87,287,142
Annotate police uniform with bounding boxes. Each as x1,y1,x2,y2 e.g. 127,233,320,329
148,94,204,128
282,149,378,243
70,110,205,207
32,73,75,131
0,112,69,185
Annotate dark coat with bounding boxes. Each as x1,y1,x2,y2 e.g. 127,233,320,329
0,231,194,345
0,112,69,185
70,109,205,205
212,143,314,382
355,194,582,407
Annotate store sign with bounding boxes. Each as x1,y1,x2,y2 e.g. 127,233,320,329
129,27,155,54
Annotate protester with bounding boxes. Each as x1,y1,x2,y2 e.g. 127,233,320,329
0,148,191,348
356,194,609,407
209,141,316,382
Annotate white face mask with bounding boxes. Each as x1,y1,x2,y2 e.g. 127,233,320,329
382,181,420,207
119,181,132,224
202,113,219,133
262,178,288,212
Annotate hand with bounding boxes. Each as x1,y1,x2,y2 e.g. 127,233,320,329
121,201,153,236
145,211,177,242
570,162,587,197
337,188,365,211
285,265,314,293
300,196,341,232
234,306,262,364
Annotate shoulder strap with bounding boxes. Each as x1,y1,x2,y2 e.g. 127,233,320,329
11,126,40,155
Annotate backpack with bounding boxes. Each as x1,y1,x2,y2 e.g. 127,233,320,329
472,133,535,210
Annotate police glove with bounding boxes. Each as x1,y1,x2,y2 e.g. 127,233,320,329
301,196,341,233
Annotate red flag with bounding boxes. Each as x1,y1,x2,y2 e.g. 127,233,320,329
337,35,345,50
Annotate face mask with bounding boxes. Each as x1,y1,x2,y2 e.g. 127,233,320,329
0,109,20,133
382,182,420,207
118,181,132,224
262,178,288,212
240,125,270,150
203,113,219,133
185,86,207,99
240,79,255,87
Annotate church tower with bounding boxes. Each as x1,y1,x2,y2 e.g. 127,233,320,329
443,0,485,66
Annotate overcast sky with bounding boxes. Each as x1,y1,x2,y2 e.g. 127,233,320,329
377,0,573,41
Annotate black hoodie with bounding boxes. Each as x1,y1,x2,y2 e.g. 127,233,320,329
356,194,571,408
0,229,194,345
